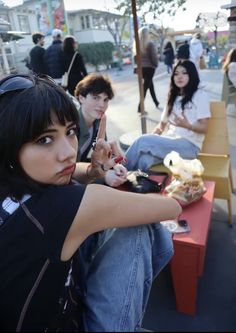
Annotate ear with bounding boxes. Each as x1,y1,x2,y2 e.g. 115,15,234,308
78,94,85,104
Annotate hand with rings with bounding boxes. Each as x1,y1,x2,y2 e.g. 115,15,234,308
90,115,127,178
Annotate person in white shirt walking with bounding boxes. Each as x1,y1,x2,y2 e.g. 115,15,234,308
189,33,203,73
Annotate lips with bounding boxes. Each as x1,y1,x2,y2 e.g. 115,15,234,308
60,164,76,176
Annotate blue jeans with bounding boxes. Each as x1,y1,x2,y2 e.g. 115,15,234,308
77,223,173,332
125,134,200,171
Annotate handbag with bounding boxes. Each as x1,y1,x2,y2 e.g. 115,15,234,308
61,51,78,88
125,170,169,194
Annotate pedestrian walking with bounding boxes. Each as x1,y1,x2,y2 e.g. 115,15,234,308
163,41,175,74
189,33,203,72
28,32,46,74
176,40,190,60
44,28,64,83
61,35,87,96
133,26,160,114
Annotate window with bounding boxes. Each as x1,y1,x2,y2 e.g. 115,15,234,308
80,15,90,29
92,15,106,30
85,15,90,28
18,15,30,33
81,16,85,29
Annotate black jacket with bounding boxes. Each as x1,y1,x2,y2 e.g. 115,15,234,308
29,45,46,74
61,51,88,96
176,43,190,60
44,40,64,79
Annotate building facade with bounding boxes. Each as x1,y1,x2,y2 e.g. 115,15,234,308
0,0,125,75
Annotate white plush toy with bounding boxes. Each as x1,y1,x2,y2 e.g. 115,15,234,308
163,151,204,181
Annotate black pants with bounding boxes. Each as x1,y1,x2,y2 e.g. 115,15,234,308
138,67,159,111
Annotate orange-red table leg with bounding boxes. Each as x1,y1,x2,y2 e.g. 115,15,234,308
170,243,201,315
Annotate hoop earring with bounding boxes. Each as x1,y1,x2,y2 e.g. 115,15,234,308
9,164,14,169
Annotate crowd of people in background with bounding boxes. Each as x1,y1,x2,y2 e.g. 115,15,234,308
162,32,204,75
27,28,87,95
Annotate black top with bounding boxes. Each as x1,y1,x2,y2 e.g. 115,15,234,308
163,46,175,65
176,43,190,60
61,51,88,96
29,45,46,74
0,183,86,331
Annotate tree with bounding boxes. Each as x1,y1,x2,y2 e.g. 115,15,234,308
196,11,228,55
115,0,187,59
116,0,187,22
91,9,130,70
102,12,129,70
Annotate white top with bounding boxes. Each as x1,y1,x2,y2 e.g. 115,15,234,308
189,38,203,68
228,62,236,88
160,88,211,149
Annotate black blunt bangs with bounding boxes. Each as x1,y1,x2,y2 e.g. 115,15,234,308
17,80,79,144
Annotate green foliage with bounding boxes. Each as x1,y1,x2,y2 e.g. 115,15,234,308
116,0,187,18
78,41,114,69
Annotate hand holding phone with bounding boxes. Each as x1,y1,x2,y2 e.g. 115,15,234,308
160,219,190,234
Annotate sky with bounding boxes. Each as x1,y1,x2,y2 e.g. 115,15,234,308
3,0,232,31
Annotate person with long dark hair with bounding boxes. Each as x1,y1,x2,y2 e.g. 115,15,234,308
163,41,175,74
0,73,181,332
62,35,87,96
125,59,211,171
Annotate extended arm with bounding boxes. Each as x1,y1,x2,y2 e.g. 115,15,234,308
61,184,182,260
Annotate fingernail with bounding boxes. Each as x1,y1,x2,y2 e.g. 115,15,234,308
114,156,123,164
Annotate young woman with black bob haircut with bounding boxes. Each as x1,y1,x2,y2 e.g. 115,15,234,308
0,74,181,332
125,59,211,171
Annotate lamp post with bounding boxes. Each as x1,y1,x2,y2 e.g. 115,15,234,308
131,0,147,134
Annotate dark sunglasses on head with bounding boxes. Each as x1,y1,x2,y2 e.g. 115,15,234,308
0,73,57,97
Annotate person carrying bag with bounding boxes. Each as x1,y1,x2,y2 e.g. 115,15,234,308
61,51,78,89
61,36,88,95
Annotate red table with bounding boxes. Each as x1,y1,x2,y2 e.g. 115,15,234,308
149,177,215,315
